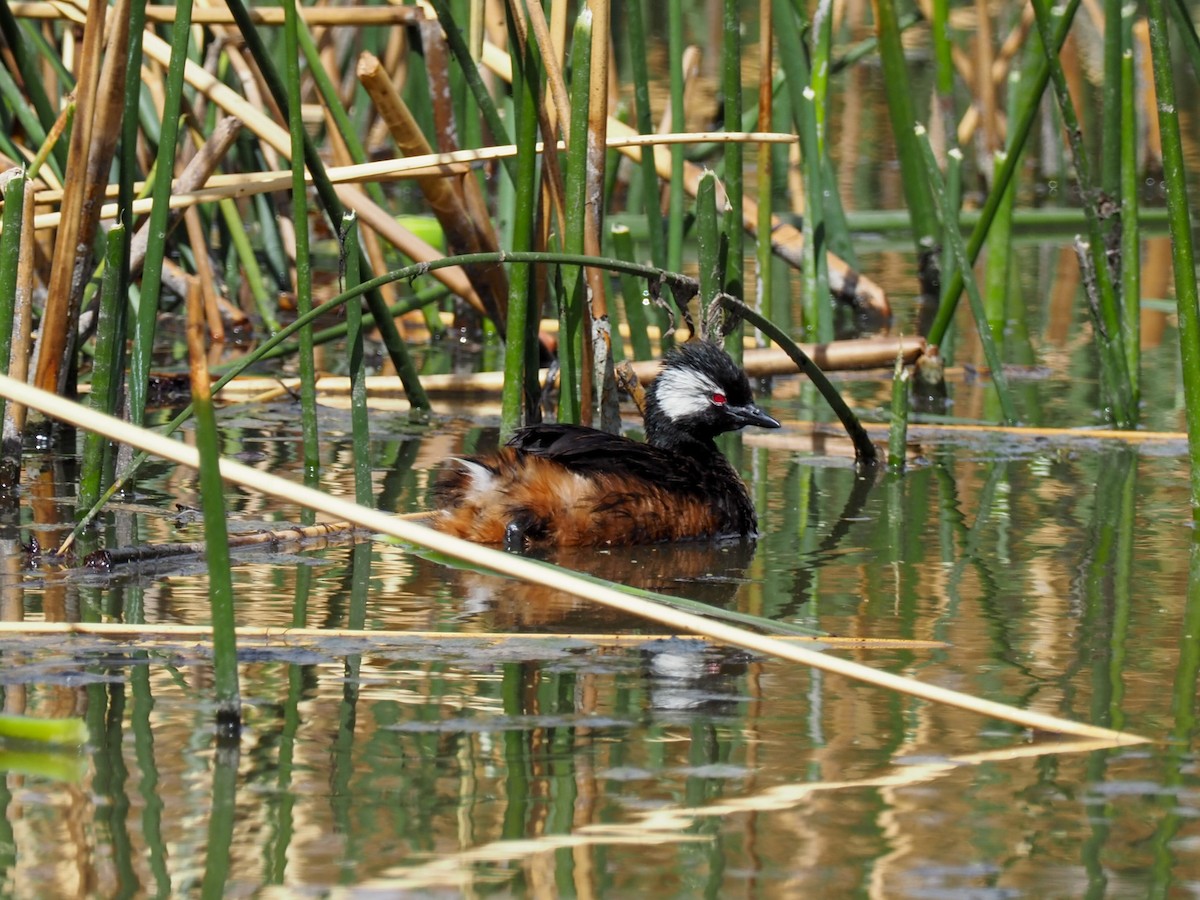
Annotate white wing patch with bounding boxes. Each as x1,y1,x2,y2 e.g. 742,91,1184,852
654,365,720,421
449,457,495,496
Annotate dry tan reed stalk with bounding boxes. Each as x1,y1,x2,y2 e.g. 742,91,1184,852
357,51,510,330
128,116,242,276
0,621,947,651
657,46,703,135
209,337,928,400
140,28,289,159
525,0,570,135
31,0,106,393
25,133,794,218
9,2,421,24
478,42,890,320
182,207,224,342
420,18,505,306
333,184,485,311
502,0,569,239
0,370,1152,745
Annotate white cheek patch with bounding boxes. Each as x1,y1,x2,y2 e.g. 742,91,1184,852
654,367,720,421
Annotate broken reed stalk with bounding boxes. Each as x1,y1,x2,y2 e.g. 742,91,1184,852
887,352,911,472
1119,12,1140,403
0,372,1150,746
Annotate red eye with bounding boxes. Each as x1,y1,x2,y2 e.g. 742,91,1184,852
711,392,726,405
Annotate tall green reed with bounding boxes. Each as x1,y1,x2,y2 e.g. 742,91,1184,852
283,0,319,475
1146,0,1200,511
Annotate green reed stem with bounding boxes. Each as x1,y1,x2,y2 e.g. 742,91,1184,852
927,0,1080,348
1167,0,1200,76
80,227,125,516
500,20,541,439
284,0,319,473
983,148,1014,337
1146,0,1200,512
722,0,744,359
117,0,147,341
130,8,191,427
773,0,829,341
831,10,922,74
696,172,721,316
666,0,685,275
1119,46,1140,404
0,54,50,166
716,293,878,468
1101,0,1123,204
225,0,429,410
611,224,652,361
217,196,280,334
626,0,666,271
0,171,23,430
0,0,59,168
189,287,239,736
887,353,910,472
252,285,451,363
915,129,1018,425
873,0,939,261
342,214,373,508
1031,0,1133,426
558,8,593,424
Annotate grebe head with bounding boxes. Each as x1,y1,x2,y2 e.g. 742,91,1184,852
644,341,780,448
